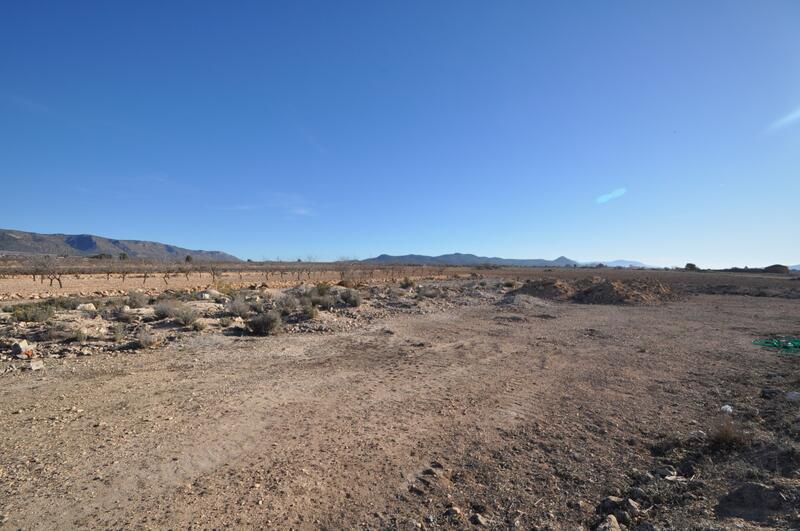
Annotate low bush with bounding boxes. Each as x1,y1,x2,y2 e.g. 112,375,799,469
340,288,362,307
153,301,178,320
276,295,300,316
310,294,336,310
400,277,414,289
12,303,55,322
314,283,331,296
171,304,199,327
302,303,318,320
247,310,282,336
134,328,158,348
126,292,149,309
226,296,251,318
73,328,88,343
709,415,748,449
110,323,125,343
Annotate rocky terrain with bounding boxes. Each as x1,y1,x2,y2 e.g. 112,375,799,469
0,272,798,529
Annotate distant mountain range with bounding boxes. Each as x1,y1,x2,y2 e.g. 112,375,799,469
362,253,654,268
791,265,800,271
0,229,240,262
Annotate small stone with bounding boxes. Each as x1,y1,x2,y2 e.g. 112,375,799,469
687,430,707,443
622,498,640,516
720,404,734,415
469,513,487,526
471,503,488,514
598,496,624,514
595,514,621,531
29,359,44,371
760,388,781,400
614,510,631,526
652,465,677,478
77,303,97,312
444,507,462,516
786,391,800,402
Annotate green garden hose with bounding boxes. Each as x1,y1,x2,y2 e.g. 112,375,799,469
753,337,800,354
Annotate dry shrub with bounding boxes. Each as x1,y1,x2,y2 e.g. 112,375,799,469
135,328,159,348
302,303,318,320
276,295,300,316
154,301,177,320
110,323,125,343
311,294,335,309
340,288,362,307
171,304,199,327
709,415,748,449
12,303,55,322
247,310,282,336
226,297,251,318
126,292,149,308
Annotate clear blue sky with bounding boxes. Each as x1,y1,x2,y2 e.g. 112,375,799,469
1,1,798,267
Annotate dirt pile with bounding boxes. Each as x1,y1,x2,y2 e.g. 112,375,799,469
514,277,676,305
512,279,576,301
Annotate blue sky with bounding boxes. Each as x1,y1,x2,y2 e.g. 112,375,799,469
1,1,799,267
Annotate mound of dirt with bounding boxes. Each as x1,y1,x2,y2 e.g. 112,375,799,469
513,279,576,301
512,277,675,305
574,279,675,305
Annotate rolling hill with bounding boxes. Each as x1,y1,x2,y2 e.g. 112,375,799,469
0,229,240,262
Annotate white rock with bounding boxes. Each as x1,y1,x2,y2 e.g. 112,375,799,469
720,405,734,415
77,303,97,312
29,359,44,371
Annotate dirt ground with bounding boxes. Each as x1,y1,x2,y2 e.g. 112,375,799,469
1,272,799,530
